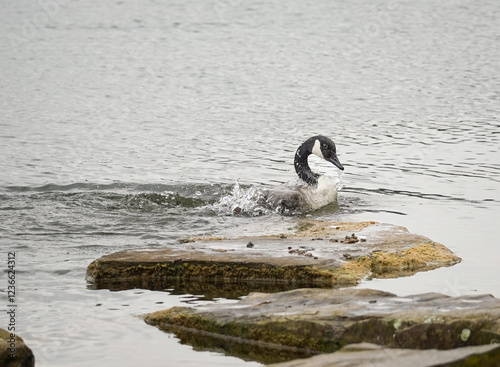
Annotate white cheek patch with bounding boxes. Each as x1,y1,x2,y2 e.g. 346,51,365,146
311,139,325,159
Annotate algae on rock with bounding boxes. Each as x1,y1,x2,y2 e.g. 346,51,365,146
86,221,460,292
145,289,500,365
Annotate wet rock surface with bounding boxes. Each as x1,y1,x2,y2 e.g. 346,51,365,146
85,220,497,365
145,288,500,365
86,221,461,291
0,328,35,367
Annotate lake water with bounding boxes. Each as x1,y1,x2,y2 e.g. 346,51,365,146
1,0,499,366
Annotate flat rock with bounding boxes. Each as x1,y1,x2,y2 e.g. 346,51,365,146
269,342,500,367
86,221,460,291
145,288,500,365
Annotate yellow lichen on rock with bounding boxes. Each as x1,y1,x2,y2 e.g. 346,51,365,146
369,242,461,278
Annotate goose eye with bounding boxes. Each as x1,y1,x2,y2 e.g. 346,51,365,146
321,143,327,149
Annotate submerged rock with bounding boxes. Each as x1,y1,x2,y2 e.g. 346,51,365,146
0,328,35,367
86,221,461,292
145,288,500,365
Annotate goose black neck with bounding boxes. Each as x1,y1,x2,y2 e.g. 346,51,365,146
294,142,319,186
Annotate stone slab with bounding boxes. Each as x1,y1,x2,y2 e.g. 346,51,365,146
145,288,500,364
86,221,461,291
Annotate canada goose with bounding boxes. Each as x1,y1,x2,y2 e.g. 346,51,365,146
265,135,344,212
216,135,344,214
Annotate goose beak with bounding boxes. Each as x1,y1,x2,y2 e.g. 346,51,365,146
328,155,344,171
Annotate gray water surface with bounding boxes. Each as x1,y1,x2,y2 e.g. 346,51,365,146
1,0,499,366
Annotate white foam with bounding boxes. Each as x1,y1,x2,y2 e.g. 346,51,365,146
211,181,271,216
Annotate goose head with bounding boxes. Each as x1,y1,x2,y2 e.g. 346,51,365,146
294,135,344,186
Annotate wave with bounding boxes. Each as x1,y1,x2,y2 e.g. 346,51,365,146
2,182,189,193
0,182,219,213
1,178,343,216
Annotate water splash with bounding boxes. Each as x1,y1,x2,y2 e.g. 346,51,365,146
211,174,343,216
211,181,272,216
